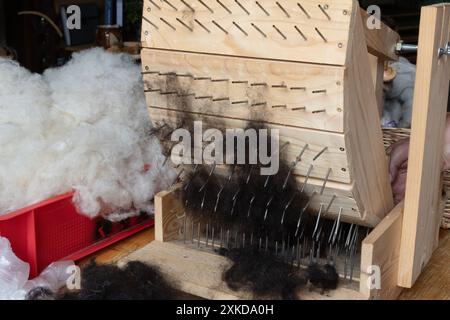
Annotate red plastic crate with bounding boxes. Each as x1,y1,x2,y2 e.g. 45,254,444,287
0,192,154,278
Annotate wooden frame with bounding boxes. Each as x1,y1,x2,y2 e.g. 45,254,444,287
130,1,450,299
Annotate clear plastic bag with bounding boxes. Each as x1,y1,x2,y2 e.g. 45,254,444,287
0,237,75,299
0,237,29,300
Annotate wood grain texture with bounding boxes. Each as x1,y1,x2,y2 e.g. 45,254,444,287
360,202,404,300
141,0,353,65
398,229,450,300
148,107,350,183
398,4,450,288
141,48,345,132
343,8,394,224
155,184,184,242
369,54,386,117
119,240,367,300
359,7,400,61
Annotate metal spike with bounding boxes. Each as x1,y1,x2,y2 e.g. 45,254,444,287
199,162,217,192
194,76,211,80
220,228,223,248
217,0,232,14
247,194,256,218
273,24,287,39
160,17,176,30
205,223,209,247
226,229,230,248
265,235,269,252
250,233,254,246
195,19,211,33
251,82,267,86
148,0,161,10
272,105,287,109
313,147,328,161
290,86,306,90
232,100,248,105
180,0,195,11
292,107,306,111
176,18,193,31
315,27,328,43
233,21,248,36
212,227,215,248
263,196,274,221
318,4,331,20
281,193,296,225
324,194,336,215
312,109,326,114
295,26,307,40
276,2,290,17
255,1,270,16
235,0,250,14
212,20,228,34
251,23,267,37
251,102,267,107
213,97,230,102
282,144,309,189
200,190,207,211
312,204,324,239
297,2,310,18
163,0,178,10
320,168,332,195
198,0,213,13
191,220,195,243
312,89,327,94
300,164,314,193
242,233,246,248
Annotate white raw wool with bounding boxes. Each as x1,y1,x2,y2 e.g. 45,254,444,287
0,49,176,217
382,57,416,128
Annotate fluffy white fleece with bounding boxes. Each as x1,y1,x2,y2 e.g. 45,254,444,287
382,57,416,128
0,49,175,217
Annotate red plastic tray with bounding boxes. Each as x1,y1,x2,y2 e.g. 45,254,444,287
0,192,153,278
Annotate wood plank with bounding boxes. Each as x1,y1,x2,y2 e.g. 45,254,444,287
360,201,404,300
398,229,450,300
148,107,350,183
398,5,450,288
141,48,345,132
148,107,385,226
368,54,386,117
359,7,400,61
343,8,394,223
119,240,367,300
155,184,184,242
141,0,354,66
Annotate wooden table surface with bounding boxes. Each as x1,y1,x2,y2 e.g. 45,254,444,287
80,227,450,300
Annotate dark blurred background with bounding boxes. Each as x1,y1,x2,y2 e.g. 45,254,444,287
0,0,448,72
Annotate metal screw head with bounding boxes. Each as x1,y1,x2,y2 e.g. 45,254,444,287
343,9,348,15
324,4,329,9
338,42,343,48
438,42,450,58
147,7,151,12
145,30,149,35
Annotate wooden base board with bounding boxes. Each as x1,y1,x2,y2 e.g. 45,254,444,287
119,240,367,300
